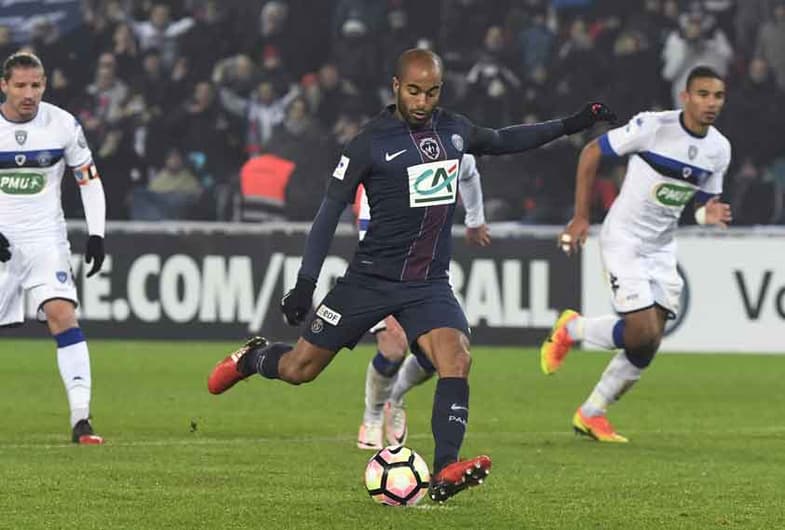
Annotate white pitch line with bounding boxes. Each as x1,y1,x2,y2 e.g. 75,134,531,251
1,427,783,451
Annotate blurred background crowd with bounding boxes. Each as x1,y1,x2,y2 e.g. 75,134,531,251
2,0,784,225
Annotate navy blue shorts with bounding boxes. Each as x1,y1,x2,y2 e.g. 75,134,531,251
302,271,470,354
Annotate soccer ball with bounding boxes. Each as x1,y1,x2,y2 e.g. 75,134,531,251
364,445,430,506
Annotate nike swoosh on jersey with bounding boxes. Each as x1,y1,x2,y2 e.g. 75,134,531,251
385,149,407,162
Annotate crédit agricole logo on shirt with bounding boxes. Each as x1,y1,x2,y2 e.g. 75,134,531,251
406,159,459,208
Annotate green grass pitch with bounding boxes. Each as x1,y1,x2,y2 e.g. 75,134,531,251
1,339,784,529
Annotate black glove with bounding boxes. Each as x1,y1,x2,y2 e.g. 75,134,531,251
280,276,316,326
85,235,105,278
0,232,10,263
562,102,617,135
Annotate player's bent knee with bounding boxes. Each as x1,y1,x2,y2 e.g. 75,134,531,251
624,345,657,369
377,330,408,361
436,349,471,378
42,300,78,334
623,322,661,352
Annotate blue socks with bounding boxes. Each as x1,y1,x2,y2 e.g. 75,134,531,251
242,342,292,379
431,377,469,474
612,319,626,348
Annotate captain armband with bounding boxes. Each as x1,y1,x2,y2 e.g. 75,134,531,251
74,162,100,186
694,205,707,225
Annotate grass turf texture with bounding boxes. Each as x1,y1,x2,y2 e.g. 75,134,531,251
1,339,784,529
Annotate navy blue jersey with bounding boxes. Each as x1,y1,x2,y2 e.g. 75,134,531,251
327,106,486,281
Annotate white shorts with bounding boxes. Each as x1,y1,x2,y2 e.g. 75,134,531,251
600,237,682,319
0,241,78,326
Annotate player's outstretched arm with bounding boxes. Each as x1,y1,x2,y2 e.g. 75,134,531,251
468,102,616,156
280,196,345,325
560,139,603,256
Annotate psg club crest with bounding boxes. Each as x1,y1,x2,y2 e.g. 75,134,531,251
688,145,698,160
15,130,27,145
56,271,68,283
418,138,440,160
310,318,324,334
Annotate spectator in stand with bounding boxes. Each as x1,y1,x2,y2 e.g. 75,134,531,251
251,1,291,65
517,6,556,80
164,81,234,178
305,63,362,129
606,29,664,120
257,45,293,96
331,17,379,95
219,77,299,157
662,0,682,27
735,0,777,59
765,157,785,224
167,56,196,107
661,6,733,106
0,25,13,61
729,159,778,225
519,132,584,224
332,0,386,39
179,0,235,81
439,0,496,70
129,3,194,69
723,58,784,166
131,148,203,221
46,67,79,111
133,50,167,118
266,98,331,221
110,23,140,82
465,26,522,127
379,3,418,80
81,53,130,138
28,17,65,70
755,0,785,91
82,5,115,66
212,54,259,98
551,17,609,113
626,0,676,51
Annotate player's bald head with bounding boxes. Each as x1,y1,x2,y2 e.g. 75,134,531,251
395,49,443,82
392,49,443,126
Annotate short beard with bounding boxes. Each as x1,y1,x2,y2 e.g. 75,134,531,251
398,102,428,127
396,96,411,123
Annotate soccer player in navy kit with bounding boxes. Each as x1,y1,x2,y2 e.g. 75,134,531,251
208,49,615,502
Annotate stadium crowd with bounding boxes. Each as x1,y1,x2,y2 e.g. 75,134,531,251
3,0,783,225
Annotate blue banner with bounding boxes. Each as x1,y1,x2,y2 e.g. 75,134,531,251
0,0,82,45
